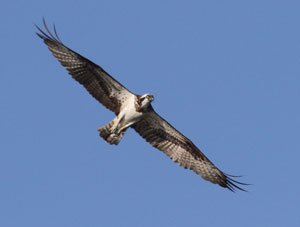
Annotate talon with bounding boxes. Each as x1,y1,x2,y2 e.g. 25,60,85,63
111,128,119,135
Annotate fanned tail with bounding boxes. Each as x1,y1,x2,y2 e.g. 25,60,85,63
98,121,126,145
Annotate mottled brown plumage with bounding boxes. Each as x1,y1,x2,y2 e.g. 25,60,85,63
36,19,247,192
35,20,132,115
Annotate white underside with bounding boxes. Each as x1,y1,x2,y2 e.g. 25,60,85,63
113,95,143,133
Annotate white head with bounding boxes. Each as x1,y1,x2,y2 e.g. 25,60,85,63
139,93,154,110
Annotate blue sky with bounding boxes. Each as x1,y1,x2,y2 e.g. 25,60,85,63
1,0,300,226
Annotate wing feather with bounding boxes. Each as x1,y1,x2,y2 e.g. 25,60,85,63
132,110,247,192
36,19,133,114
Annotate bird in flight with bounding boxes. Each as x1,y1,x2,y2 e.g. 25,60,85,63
36,19,247,192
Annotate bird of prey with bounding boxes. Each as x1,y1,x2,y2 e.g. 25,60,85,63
36,19,247,192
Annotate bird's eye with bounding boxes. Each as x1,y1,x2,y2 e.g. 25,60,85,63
146,95,150,99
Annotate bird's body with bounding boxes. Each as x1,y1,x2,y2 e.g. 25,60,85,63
36,19,247,192
98,94,153,145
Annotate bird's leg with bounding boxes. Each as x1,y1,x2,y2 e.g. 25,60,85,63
110,122,119,135
110,126,118,134
116,121,135,134
110,114,125,135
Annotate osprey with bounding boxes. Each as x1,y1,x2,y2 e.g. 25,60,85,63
36,20,247,192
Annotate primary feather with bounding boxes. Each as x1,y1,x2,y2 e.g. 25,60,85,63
36,19,247,192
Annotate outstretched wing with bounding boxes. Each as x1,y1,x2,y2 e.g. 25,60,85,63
36,19,134,115
132,109,247,192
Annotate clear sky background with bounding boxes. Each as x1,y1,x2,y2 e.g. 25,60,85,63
1,0,300,226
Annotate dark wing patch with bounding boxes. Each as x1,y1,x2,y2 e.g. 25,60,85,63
36,19,133,115
132,109,247,192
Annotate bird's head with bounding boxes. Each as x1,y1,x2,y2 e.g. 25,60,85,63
139,94,154,109
142,94,154,102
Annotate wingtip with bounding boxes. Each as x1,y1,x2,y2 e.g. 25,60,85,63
34,18,61,42
35,31,44,40
224,174,250,192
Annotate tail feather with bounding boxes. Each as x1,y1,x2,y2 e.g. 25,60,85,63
98,121,126,145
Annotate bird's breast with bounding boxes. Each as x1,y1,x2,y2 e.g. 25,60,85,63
120,97,144,124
